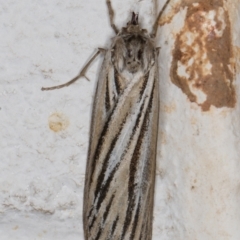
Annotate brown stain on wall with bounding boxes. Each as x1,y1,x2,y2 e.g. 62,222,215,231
168,0,236,111
48,112,69,132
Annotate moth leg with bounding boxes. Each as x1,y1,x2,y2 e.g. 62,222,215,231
151,0,172,38
41,48,106,91
106,0,118,34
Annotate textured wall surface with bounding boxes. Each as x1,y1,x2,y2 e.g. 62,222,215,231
1,0,240,239
156,0,240,239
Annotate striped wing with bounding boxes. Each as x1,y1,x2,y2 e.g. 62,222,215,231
83,47,159,240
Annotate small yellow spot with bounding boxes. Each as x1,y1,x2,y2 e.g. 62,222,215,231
12,225,19,230
48,112,69,132
163,103,176,113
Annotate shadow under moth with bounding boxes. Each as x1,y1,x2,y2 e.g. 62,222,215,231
42,0,171,239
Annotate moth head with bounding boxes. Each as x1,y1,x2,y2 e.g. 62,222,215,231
112,12,155,74
124,12,142,34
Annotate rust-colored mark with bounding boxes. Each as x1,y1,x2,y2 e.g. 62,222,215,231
48,112,69,132
170,0,236,111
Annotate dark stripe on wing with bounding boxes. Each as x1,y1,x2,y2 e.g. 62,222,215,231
139,73,149,98
130,198,141,239
121,97,146,239
103,194,115,222
108,216,119,240
105,75,110,113
114,68,121,95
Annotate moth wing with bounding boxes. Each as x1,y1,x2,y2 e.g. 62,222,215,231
83,48,117,231
84,46,159,240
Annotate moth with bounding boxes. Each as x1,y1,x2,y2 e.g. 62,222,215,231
42,0,171,239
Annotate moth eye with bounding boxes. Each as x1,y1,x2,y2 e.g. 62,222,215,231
138,50,142,59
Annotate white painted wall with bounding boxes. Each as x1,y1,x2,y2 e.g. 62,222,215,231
1,0,240,239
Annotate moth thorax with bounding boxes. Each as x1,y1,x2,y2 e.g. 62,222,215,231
125,36,145,73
